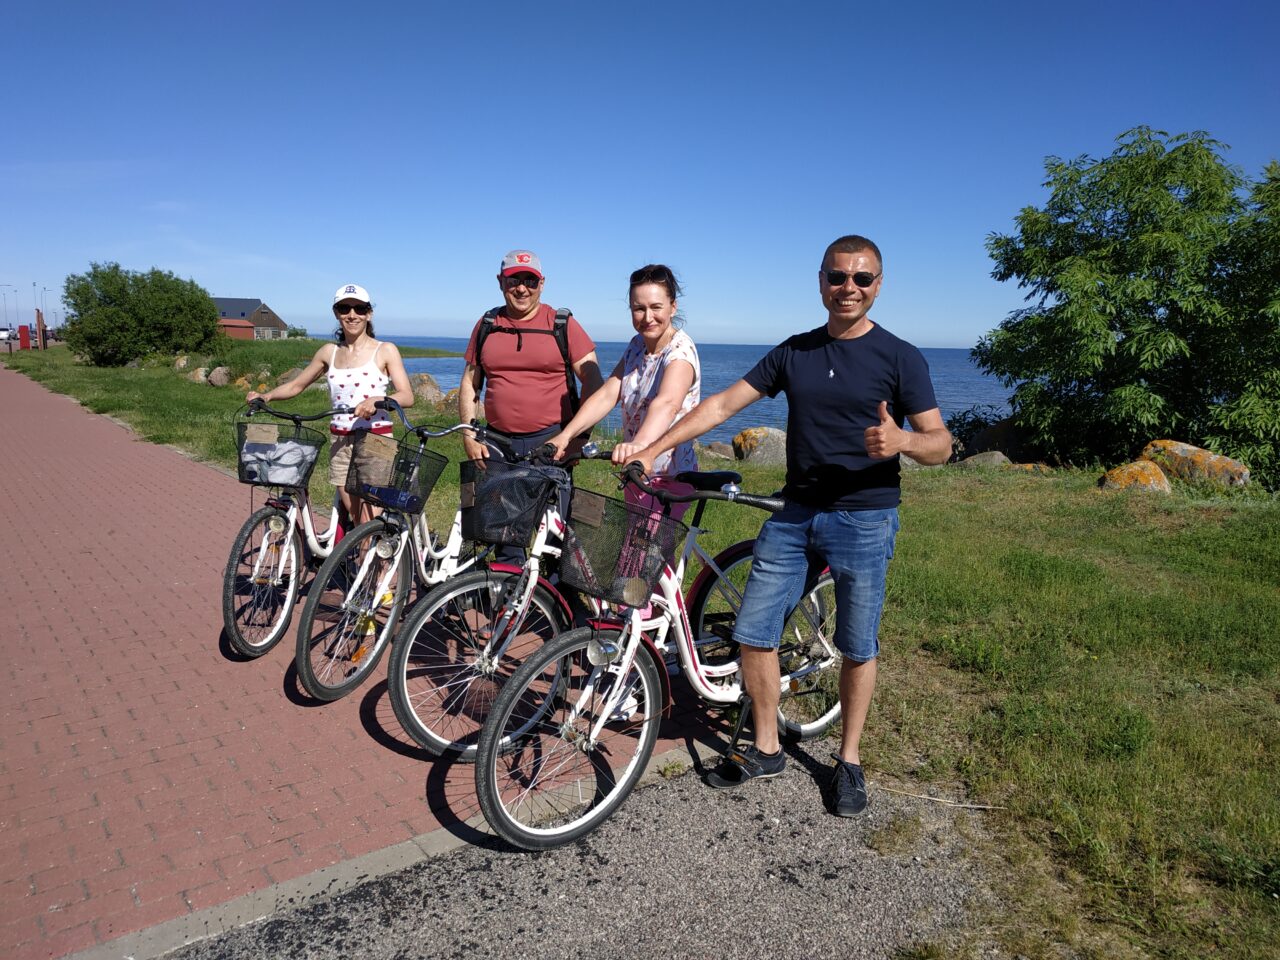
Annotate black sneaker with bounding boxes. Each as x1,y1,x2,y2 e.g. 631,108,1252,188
705,745,786,789
830,758,868,817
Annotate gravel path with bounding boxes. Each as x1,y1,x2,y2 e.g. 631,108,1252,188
167,738,993,960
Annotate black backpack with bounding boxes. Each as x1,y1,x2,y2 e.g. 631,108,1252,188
472,306,580,415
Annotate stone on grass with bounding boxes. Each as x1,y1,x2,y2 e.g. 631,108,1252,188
207,366,231,387
732,426,787,466
174,355,189,371
704,441,736,461
411,372,444,406
188,367,209,384
1101,460,1171,493
955,450,1011,468
1141,439,1250,489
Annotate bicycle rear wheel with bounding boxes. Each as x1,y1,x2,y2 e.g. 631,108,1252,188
222,506,302,657
387,569,569,759
476,627,662,850
775,571,841,741
294,518,411,701
687,541,841,740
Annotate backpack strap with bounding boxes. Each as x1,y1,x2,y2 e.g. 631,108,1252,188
552,308,581,415
471,307,503,392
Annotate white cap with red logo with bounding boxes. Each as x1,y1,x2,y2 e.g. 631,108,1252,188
500,250,543,279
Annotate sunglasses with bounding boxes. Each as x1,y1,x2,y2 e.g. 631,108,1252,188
630,265,672,285
503,273,541,289
334,303,372,316
824,270,881,289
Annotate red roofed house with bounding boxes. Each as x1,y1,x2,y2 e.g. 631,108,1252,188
213,298,288,340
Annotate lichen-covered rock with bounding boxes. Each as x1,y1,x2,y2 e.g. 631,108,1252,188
703,441,736,460
207,366,232,387
1101,460,1171,493
955,450,1011,469
277,367,304,384
1008,462,1053,475
732,426,787,465
1141,440,1250,488
173,355,189,371
233,375,252,390
188,367,209,384
411,372,444,405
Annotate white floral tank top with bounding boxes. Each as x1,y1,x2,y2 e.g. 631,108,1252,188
326,343,393,435
620,329,700,477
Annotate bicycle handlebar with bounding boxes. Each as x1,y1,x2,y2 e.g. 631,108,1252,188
622,462,785,513
245,399,352,422
545,443,783,513
369,399,484,441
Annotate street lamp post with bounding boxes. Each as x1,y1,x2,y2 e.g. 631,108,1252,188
0,283,15,329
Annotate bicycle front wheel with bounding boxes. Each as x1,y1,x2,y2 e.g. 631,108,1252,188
294,518,411,701
222,506,303,657
388,569,569,759
476,627,662,850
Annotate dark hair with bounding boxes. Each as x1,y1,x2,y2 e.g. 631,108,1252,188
628,264,683,302
821,235,883,272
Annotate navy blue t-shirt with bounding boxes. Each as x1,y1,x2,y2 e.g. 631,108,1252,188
743,323,939,509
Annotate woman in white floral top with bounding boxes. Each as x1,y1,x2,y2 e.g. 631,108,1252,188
548,264,700,514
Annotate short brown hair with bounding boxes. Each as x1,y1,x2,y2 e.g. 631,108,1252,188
822,235,882,272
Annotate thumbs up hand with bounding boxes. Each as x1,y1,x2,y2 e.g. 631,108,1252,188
864,400,905,460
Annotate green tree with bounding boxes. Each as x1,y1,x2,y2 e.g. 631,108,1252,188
62,262,219,366
976,127,1280,486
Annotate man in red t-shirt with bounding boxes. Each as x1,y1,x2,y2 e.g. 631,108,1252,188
459,250,602,462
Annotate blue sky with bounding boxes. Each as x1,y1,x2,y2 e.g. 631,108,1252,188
4,0,1276,348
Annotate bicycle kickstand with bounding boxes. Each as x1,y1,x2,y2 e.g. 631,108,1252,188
723,695,753,758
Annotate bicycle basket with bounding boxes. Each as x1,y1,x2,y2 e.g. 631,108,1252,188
558,488,687,606
459,459,565,546
344,432,447,515
236,418,326,488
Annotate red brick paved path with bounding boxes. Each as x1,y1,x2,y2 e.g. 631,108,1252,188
0,367,726,959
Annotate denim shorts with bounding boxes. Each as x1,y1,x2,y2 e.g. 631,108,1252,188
733,503,899,662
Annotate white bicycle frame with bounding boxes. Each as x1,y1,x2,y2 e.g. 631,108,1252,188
566,511,841,746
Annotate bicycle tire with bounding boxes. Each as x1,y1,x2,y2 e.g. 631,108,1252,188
686,541,842,741
387,568,569,759
294,518,411,701
476,627,662,850
222,506,302,657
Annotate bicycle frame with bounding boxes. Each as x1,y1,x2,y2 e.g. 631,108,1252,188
562,502,841,743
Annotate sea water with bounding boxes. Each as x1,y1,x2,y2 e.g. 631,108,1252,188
394,336,1008,446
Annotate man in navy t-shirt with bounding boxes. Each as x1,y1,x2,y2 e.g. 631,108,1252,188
633,234,952,816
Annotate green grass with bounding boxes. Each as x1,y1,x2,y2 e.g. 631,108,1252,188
5,347,1278,959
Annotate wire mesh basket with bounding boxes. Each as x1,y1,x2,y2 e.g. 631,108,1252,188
459,459,566,546
558,488,688,606
235,417,326,488
344,432,448,515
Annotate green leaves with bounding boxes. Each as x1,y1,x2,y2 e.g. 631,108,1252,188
980,128,1280,487
62,262,219,367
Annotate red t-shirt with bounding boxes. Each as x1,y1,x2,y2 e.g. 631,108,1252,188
464,304,595,434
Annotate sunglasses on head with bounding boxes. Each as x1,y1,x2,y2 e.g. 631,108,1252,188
503,273,541,289
630,265,672,286
334,302,372,316
824,270,881,289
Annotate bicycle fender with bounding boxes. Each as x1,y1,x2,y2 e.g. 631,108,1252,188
487,561,576,623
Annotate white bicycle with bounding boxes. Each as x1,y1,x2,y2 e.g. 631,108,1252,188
476,458,839,849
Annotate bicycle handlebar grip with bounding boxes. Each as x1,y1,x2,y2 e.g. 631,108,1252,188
528,442,558,465
731,492,786,513
247,398,266,411
624,462,652,489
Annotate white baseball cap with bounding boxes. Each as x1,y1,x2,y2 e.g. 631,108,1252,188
333,283,371,305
